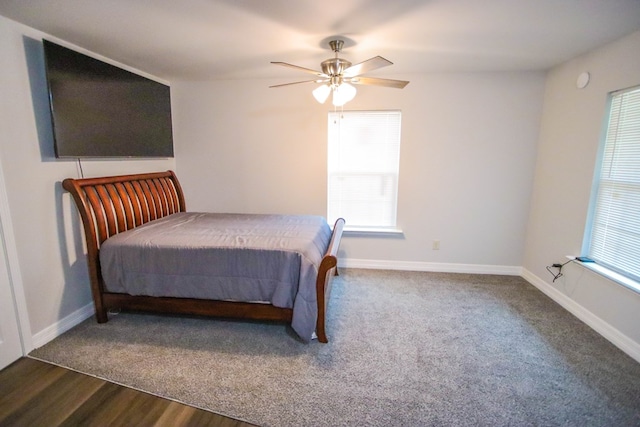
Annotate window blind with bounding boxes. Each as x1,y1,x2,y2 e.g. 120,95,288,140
327,111,401,228
587,86,640,282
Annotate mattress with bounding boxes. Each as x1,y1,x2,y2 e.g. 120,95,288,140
99,212,332,340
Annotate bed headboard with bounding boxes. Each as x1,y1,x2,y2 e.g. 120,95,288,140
63,170,186,250
62,170,186,322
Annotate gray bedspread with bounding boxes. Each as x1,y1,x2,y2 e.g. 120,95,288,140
99,212,332,341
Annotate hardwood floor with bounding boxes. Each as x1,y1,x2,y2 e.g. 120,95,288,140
0,358,257,426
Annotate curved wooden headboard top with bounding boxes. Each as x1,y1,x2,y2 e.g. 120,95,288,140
62,170,186,250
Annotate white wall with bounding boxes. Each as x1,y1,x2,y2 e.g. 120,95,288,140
172,72,546,271
0,16,175,347
523,31,640,360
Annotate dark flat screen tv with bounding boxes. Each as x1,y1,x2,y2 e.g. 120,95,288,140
43,40,174,158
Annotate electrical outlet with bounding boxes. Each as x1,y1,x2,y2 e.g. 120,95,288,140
433,240,440,250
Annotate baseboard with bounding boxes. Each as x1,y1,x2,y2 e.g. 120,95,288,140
522,268,640,364
339,258,522,276
31,302,94,349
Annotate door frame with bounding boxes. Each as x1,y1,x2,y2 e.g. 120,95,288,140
0,160,32,359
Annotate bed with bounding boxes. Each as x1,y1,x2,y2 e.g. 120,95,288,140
62,170,345,343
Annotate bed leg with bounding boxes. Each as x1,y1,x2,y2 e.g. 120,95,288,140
317,329,328,344
95,308,108,323
94,295,108,323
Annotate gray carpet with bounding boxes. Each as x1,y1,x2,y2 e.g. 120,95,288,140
31,269,640,426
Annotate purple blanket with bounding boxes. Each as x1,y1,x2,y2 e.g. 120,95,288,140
99,212,332,340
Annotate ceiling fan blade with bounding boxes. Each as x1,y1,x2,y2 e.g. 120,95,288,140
349,76,409,89
343,56,393,77
271,62,327,77
269,79,325,88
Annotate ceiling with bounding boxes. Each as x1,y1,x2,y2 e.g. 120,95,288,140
1,0,640,81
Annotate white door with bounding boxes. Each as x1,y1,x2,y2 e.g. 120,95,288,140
0,218,22,369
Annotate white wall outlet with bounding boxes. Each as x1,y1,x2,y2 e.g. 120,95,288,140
433,240,440,250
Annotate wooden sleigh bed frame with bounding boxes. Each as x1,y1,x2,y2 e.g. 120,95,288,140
62,170,345,343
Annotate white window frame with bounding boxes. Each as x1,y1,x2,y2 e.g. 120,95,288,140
327,110,402,234
582,85,640,292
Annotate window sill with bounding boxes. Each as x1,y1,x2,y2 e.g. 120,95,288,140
568,256,640,295
343,227,404,237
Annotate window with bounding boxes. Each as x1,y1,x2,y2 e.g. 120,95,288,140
584,85,640,284
327,110,402,231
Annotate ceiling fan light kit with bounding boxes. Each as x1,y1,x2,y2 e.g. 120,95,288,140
270,39,409,106
332,82,357,106
312,84,331,103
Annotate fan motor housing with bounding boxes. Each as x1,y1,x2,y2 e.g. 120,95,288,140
321,58,352,76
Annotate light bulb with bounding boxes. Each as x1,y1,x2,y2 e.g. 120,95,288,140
332,83,357,106
312,84,331,103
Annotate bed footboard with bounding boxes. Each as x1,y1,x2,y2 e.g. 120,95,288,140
316,218,344,343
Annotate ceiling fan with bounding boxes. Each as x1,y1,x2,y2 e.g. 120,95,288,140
270,39,409,106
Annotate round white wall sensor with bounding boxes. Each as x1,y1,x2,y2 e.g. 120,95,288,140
576,72,590,89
